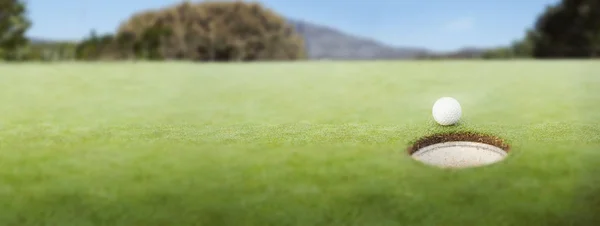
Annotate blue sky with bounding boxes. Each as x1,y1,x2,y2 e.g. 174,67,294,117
26,0,559,51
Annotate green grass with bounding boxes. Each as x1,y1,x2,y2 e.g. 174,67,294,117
0,61,598,225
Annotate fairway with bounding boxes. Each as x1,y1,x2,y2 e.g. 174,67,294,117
0,61,598,225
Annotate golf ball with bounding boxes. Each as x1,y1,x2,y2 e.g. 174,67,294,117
432,97,462,126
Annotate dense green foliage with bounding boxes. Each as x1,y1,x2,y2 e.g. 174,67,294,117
481,30,536,59
111,1,306,61
69,1,306,61
532,0,600,58
1,1,305,62
74,30,115,60
24,41,77,61
484,0,599,59
0,0,31,61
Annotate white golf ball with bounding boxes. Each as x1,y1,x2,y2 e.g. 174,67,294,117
432,97,462,126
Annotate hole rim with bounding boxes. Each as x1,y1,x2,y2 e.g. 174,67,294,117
407,131,511,156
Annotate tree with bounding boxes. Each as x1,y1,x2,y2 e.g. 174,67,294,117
75,30,99,60
511,30,537,57
532,0,600,58
483,29,537,59
113,1,305,61
482,47,515,59
75,30,115,60
115,31,136,59
136,21,172,60
0,0,31,61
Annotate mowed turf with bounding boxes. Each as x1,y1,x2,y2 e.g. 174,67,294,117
0,61,598,226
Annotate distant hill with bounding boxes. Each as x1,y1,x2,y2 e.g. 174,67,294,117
29,38,63,44
418,47,488,59
289,19,430,60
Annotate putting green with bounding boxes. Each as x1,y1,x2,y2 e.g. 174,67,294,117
0,61,598,225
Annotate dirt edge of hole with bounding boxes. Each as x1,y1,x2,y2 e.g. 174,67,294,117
407,131,511,155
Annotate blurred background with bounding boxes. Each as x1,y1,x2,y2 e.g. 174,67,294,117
1,0,598,61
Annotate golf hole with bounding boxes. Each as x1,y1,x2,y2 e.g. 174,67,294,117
408,132,510,169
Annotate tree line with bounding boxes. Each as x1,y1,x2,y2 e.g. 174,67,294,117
0,0,305,62
0,0,598,61
484,0,599,59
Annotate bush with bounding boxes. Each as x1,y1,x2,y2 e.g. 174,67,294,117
112,1,306,61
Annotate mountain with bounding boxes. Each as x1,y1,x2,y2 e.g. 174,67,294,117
421,47,488,59
29,38,62,44
289,19,430,60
